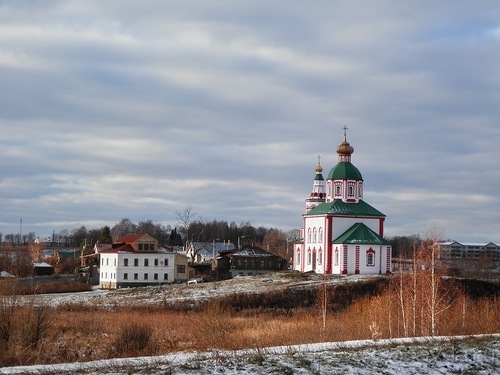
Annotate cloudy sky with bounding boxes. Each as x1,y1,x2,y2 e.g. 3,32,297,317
1,1,499,243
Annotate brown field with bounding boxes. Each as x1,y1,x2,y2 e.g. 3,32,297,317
0,274,499,367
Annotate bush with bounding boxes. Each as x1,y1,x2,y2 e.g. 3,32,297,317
113,322,155,355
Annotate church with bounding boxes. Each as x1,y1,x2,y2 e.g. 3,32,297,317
294,128,392,275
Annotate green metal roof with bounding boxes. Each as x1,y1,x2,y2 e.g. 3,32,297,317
314,174,324,181
305,199,386,217
332,222,390,245
327,162,363,181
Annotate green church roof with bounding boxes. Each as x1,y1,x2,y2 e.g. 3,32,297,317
305,199,386,217
332,222,390,245
327,162,363,181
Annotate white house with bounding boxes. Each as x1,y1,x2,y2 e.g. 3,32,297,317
99,233,189,289
294,128,392,275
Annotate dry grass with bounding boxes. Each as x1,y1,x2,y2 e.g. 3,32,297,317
0,279,498,367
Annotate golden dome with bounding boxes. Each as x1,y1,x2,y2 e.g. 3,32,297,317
315,164,323,173
336,137,354,156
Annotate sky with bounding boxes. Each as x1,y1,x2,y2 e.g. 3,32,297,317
1,1,499,243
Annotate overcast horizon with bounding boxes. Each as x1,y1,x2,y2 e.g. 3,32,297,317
1,1,499,243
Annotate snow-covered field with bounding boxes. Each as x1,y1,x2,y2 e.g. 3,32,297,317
16,272,375,308
0,335,498,374
4,273,498,374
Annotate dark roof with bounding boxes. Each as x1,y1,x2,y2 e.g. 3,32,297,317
332,222,390,245
100,243,135,253
305,199,385,217
231,246,280,258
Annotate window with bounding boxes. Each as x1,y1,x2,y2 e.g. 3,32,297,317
164,259,169,267
334,249,339,266
366,249,375,266
154,273,158,280
144,259,149,267
348,185,354,196
114,258,116,266
307,250,312,265
163,273,168,281
144,273,148,280
101,258,104,266
134,258,139,267
308,228,312,243
318,251,322,265
154,258,159,266
260,260,265,268
296,251,301,265
336,185,341,196
106,258,109,266
177,265,186,273
319,228,323,243
313,228,317,243
124,273,128,280
134,273,138,280
124,258,129,267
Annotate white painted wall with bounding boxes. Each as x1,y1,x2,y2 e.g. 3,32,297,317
99,252,182,289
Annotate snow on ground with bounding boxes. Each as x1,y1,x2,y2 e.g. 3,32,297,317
0,335,498,374
5,274,498,373
15,273,377,308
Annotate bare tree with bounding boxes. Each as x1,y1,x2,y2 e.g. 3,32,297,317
260,228,287,258
175,206,197,246
111,218,138,241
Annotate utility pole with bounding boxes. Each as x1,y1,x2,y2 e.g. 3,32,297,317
19,218,22,245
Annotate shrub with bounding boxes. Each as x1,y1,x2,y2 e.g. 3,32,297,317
113,322,155,355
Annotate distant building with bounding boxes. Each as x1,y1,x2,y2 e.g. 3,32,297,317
33,262,54,276
294,128,392,275
437,241,499,261
218,244,288,278
186,241,235,263
99,233,189,289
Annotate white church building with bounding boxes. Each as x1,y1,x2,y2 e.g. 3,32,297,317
294,129,392,275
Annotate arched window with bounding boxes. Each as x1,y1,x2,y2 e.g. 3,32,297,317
307,250,312,265
334,249,339,266
335,185,341,196
313,228,317,243
318,228,323,243
366,248,375,266
308,228,312,243
318,250,322,265
296,250,301,265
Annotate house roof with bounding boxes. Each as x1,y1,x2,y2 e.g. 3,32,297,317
332,222,390,245
0,270,15,278
100,243,135,254
34,262,53,268
305,199,385,217
231,246,280,258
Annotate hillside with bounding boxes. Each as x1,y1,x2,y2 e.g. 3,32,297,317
17,272,382,308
